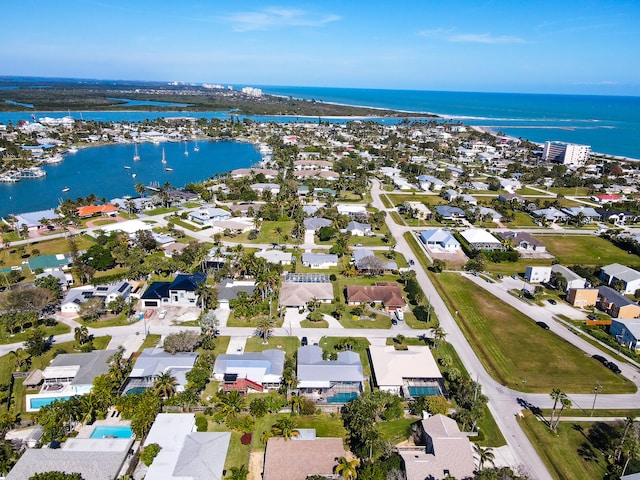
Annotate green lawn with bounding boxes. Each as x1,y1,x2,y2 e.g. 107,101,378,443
385,193,445,207
519,414,609,480
82,313,133,329
543,235,640,267
300,319,329,328
92,219,118,226
233,220,295,245
0,323,70,345
145,207,179,216
430,273,636,394
207,423,248,471
244,336,300,356
507,212,538,227
548,187,591,196
378,418,416,444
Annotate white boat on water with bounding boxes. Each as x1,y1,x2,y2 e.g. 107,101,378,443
16,167,46,178
165,167,173,172
161,148,167,164
124,166,131,170
194,139,200,152
0,173,19,183
133,143,140,161
132,173,137,178
45,154,63,164
184,141,189,157
67,147,78,154
62,187,70,193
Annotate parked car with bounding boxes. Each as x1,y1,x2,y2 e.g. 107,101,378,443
511,274,518,279
587,314,597,320
536,321,550,330
548,299,557,305
395,310,405,321
301,336,308,346
391,318,398,325
409,259,415,266
158,310,167,319
607,361,621,373
592,354,607,364
497,274,504,279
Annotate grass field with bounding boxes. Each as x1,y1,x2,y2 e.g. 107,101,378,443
543,235,640,267
244,336,300,356
385,193,445,207
232,220,295,245
519,413,610,480
0,322,70,345
430,273,636,393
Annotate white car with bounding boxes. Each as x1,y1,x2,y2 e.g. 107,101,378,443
395,310,404,321
158,310,167,319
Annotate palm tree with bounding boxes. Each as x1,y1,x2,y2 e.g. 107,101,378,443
226,465,249,480
215,390,246,421
334,456,360,480
474,444,495,471
255,317,275,344
430,324,447,351
74,325,90,346
549,388,562,427
553,395,572,431
154,372,178,399
274,225,284,244
271,417,299,440
135,182,146,197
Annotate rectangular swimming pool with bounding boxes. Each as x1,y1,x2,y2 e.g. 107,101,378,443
29,396,74,410
90,426,134,439
408,386,441,397
327,392,358,403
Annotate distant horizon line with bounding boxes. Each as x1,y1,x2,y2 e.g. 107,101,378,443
0,74,638,99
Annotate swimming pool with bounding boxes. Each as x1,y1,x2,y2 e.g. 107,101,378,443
28,396,74,410
327,392,358,403
407,386,441,397
90,426,134,439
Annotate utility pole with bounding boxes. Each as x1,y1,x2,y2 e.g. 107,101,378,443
591,383,602,416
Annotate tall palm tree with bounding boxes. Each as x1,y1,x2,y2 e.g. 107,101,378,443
154,372,178,399
474,444,495,471
334,456,359,480
271,417,299,440
553,395,572,431
135,183,146,197
549,388,563,428
430,324,447,351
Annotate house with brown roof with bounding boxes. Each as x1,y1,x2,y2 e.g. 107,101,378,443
263,433,348,480
399,414,476,480
346,282,406,311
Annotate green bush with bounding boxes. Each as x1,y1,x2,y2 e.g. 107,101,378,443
140,443,162,466
195,414,208,432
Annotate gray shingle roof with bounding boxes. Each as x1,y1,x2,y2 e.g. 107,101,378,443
49,350,118,386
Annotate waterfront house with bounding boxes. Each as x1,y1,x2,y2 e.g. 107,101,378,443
76,204,119,218
12,209,59,231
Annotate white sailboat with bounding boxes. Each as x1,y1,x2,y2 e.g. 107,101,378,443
161,148,167,164
183,141,189,157
133,143,140,161
193,138,200,152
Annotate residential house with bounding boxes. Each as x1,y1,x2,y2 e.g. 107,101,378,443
213,350,285,391
230,168,278,179
346,282,407,311
345,220,372,237
551,264,587,291
250,183,281,195
101,219,153,236
61,281,131,314
369,345,444,398
210,218,255,235
303,217,332,232
472,206,503,222
188,206,231,226
217,279,256,307
76,204,119,218
141,273,206,308
419,229,461,253
567,288,599,308
353,249,397,274
296,345,364,403
144,413,230,480
28,253,72,273
597,286,640,319
417,175,445,192
301,253,339,269
610,319,640,352
6,435,134,480
460,228,505,251
25,350,118,412
399,415,476,480
434,205,465,221
337,204,368,219
597,209,639,226
460,194,477,206
498,178,522,192
498,231,546,252
443,189,458,202
279,274,334,308
122,348,198,395
532,207,567,223
600,264,640,295
525,266,552,284
35,270,73,290
563,206,601,224
12,209,59,231
255,249,293,265
263,434,348,480
404,201,432,220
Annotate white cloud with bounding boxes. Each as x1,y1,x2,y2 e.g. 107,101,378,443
419,28,525,44
226,7,340,32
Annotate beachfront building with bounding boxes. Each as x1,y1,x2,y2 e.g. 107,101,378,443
543,141,590,166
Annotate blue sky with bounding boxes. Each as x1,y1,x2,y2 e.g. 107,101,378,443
1,0,639,95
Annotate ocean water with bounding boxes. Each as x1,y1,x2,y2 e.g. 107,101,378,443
259,86,640,160
0,140,260,218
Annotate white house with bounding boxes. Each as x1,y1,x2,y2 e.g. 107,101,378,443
61,281,131,314
255,249,293,265
600,264,640,295
345,221,372,237
551,264,587,291
419,229,461,253
188,206,231,226
301,253,339,269
525,266,552,284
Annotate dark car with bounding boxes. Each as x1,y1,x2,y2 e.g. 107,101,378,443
391,318,398,325
536,321,550,330
587,314,597,321
607,362,621,373
301,336,308,346
592,354,607,364
409,259,415,266
548,299,557,305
